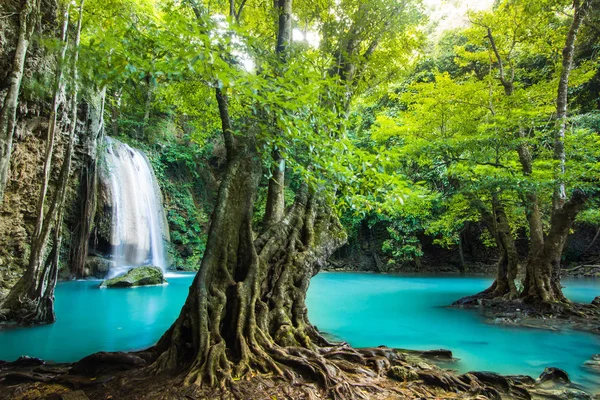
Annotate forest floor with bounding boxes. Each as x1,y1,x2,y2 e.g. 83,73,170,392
0,348,596,400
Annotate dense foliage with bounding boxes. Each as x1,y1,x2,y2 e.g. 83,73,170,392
5,0,590,274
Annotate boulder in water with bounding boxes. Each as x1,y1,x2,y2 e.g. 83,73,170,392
99,266,166,288
538,367,570,384
583,354,600,372
419,349,454,360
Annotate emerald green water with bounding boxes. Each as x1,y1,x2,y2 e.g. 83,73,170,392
0,272,598,390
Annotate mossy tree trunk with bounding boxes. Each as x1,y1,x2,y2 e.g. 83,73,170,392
263,0,292,229
0,0,40,203
454,195,519,305
70,157,98,278
150,87,373,397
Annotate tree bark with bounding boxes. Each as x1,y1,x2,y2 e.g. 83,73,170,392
141,76,153,139
70,158,98,277
263,0,292,229
458,230,466,273
0,0,39,203
553,0,591,212
454,196,519,305
522,190,587,303
32,1,71,248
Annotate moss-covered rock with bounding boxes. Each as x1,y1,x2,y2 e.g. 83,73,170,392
99,266,166,288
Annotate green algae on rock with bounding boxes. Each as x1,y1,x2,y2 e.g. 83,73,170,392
99,266,166,288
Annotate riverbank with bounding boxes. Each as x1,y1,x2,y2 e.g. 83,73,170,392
0,347,596,400
453,295,600,336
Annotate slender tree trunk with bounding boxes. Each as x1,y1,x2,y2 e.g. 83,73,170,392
582,226,600,255
263,151,285,227
263,0,292,229
71,158,98,277
0,0,39,203
32,1,71,248
458,230,466,273
553,0,590,212
110,88,121,137
141,76,153,139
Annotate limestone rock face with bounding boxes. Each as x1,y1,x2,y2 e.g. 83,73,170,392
84,257,116,279
99,266,166,288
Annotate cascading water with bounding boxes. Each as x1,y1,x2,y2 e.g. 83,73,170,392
103,137,168,278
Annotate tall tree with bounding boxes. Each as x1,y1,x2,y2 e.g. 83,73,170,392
146,0,430,396
0,0,40,202
521,0,592,303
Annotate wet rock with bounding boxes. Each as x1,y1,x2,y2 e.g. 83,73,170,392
468,371,511,391
10,356,45,367
99,266,166,288
538,367,570,384
419,349,453,360
505,374,536,385
71,352,146,375
531,388,592,400
387,366,419,382
592,297,600,307
84,256,115,279
583,354,600,371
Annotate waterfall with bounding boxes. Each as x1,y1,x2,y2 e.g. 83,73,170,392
103,137,168,278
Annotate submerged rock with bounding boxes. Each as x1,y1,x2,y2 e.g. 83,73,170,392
538,367,570,384
99,266,166,288
419,349,454,360
583,354,600,372
9,356,45,367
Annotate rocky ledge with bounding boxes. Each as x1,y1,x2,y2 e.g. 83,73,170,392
99,266,166,289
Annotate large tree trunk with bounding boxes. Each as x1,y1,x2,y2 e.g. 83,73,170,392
0,0,39,203
522,190,587,303
454,195,519,305
150,88,389,399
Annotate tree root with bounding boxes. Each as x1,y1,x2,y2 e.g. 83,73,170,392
0,345,544,400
